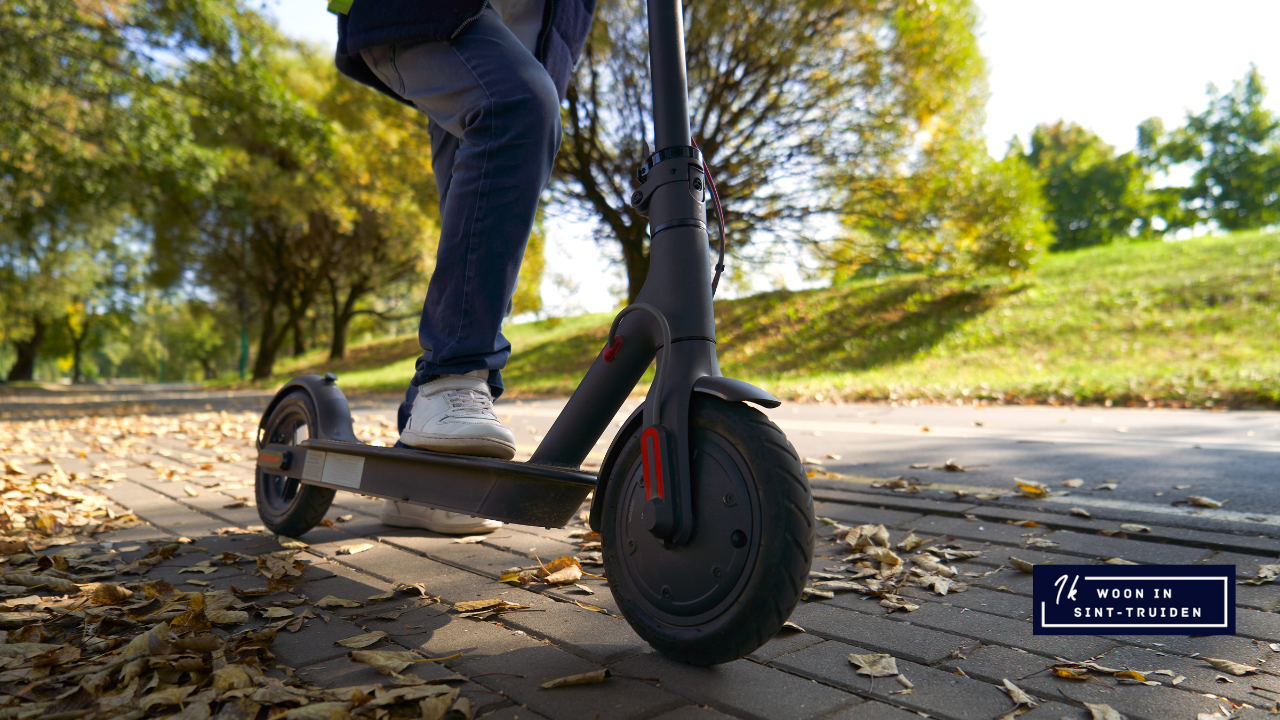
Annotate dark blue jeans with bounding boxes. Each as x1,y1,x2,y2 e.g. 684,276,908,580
360,8,562,432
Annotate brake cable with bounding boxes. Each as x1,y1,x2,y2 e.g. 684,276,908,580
690,139,726,296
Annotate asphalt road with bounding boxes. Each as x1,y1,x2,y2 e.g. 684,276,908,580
451,398,1280,528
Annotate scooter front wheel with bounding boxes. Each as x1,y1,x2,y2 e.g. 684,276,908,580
255,390,335,537
601,395,815,665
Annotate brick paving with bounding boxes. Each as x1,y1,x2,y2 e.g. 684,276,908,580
5,410,1280,720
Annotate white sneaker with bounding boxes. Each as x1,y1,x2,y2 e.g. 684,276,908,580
399,370,516,460
380,501,503,534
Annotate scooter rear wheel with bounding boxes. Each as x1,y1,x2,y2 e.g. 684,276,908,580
255,390,335,537
601,395,815,665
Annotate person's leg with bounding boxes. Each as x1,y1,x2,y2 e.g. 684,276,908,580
363,8,561,397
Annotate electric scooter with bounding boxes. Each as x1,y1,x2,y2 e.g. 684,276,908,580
254,0,816,666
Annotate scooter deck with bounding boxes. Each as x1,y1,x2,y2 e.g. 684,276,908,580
256,439,596,528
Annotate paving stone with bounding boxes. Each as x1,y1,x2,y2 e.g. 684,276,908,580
769,640,1016,720
388,610,545,668
323,543,506,604
747,628,827,662
904,603,1118,661
972,567,1037,596
270,614,370,667
824,590,932,619
459,645,685,720
1233,582,1280,612
382,532,535,579
1094,644,1280,707
1015,667,1223,720
1236,607,1280,640
497,601,650,665
291,564,395,609
967,545,1100,573
937,644,1054,686
1040,530,1213,565
98,481,227,536
650,705,739,720
930,586,1035,621
813,501,923,529
1104,632,1272,660
1017,702,1089,720
538,583,621,617
907,515,1046,547
475,706,552,720
295,652,465,688
480,526,580,561
612,651,857,720
808,485,979,517
178,493,264,527
966,505,1112,535
820,700,916,720
1200,551,1280,579
789,601,969,665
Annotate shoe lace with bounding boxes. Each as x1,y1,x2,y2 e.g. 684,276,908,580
446,387,493,413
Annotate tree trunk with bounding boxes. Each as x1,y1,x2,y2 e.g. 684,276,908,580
618,224,652,303
328,282,365,361
69,315,89,384
6,318,46,382
252,309,280,381
291,317,305,357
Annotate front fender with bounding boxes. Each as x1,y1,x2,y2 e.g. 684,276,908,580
256,373,359,446
587,377,781,531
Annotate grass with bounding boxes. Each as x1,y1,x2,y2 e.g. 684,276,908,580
240,230,1280,408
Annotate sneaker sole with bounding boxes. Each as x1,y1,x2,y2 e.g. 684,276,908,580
398,432,516,460
379,510,502,534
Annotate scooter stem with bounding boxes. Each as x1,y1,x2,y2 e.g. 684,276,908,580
647,0,692,149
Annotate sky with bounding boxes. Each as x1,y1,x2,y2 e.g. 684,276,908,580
264,0,1280,315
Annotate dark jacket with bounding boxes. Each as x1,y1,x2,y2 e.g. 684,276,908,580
335,0,597,102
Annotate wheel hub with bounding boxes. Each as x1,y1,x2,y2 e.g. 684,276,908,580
613,430,758,625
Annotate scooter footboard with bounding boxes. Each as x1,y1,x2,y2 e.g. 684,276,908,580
257,439,596,528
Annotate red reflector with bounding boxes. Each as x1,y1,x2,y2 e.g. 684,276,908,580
640,427,665,500
259,454,280,463
602,335,624,362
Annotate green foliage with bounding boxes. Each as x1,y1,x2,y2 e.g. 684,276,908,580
1141,65,1280,231
261,231,1280,408
1020,122,1154,250
560,0,1003,299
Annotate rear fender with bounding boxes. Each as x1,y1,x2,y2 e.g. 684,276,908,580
256,374,359,447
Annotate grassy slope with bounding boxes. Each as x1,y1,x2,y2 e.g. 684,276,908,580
261,230,1280,407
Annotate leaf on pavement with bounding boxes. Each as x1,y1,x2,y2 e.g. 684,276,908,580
849,653,899,677
879,595,919,612
1203,657,1258,676
348,649,429,676
1105,558,1139,565
1069,508,1092,518
1062,478,1084,488
336,631,387,648
206,610,249,625
452,536,487,544
1052,665,1088,680
896,533,926,551
540,669,611,689
802,588,835,600
1014,478,1049,497
1187,495,1224,508
1114,670,1144,681
1084,703,1124,720
1242,564,1279,585
337,543,374,555
316,596,363,608
1002,678,1037,707
267,702,353,720
1009,557,1035,573
543,564,583,585
91,583,134,605
261,607,295,618
1120,524,1150,533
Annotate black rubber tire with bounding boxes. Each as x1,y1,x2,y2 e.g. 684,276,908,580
600,395,815,665
255,390,335,537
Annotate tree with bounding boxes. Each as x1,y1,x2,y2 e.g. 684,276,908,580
1019,122,1153,250
557,0,998,301
1144,66,1280,231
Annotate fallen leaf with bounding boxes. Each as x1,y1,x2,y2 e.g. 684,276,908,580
540,669,611,689
1009,557,1035,573
1010,520,1040,527
267,702,353,720
1187,495,1224,508
1243,565,1280,585
91,583,134,605
1115,670,1144,681
896,533,926,551
1014,478,1049,497
223,500,248,509
802,588,834,600
184,485,200,497
452,536,487,544
261,607,294,618
337,543,374,556
316,596,363,608
1084,703,1124,720
1002,678,1038,707
206,610,249,625
1069,508,1092,518
1052,666,1088,680
337,631,387,649
1120,524,1150,533
1105,558,1139,565
349,649,427,676
1026,538,1059,548
879,595,919,612
849,653,899,677
782,621,804,632
1062,479,1084,488
1097,483,1118,491
543,564,583,585
1203,657,1257,676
